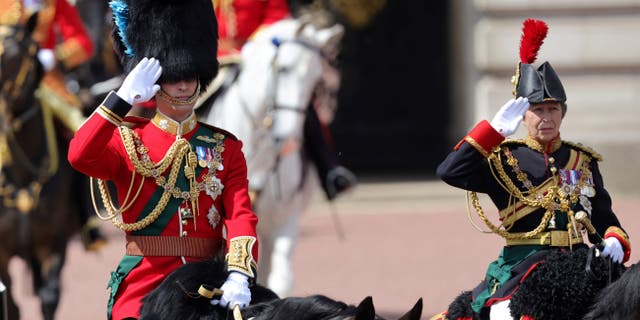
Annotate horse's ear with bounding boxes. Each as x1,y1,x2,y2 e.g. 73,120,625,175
25,12,39,35
354,296,376,320
316,24,344,61
316,23,344,46
397,298,423,320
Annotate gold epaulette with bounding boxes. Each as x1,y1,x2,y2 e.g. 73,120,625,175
499,138,527,147
198,122,237,141
562,141,603,161
498,139,603,161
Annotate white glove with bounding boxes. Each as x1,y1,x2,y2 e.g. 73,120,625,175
490,97,529,137
601,237,624,264
210,272,251,308
37,49,56,72
116,57,162,105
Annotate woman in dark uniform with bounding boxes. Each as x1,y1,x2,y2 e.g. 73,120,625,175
432,19,630,320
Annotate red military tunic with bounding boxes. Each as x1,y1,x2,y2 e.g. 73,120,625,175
0,0,94,131
214,0,289,59
1,0,93,65
68,92,258,319
28,0,94,69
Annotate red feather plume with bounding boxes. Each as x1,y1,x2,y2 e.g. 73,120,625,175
519,19,548,64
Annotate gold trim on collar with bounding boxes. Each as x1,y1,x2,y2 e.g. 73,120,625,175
151,111,197,136
524,135,562,153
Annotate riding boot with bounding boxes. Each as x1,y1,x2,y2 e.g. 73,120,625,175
80,216,108,252
303,105,356,201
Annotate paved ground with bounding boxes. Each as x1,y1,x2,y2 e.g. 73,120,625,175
9,179,640,319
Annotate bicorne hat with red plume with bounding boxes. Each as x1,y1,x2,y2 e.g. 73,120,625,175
512,19,566,105
109,0,219,91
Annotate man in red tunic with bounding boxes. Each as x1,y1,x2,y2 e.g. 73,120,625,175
214,0,289,61
68,0,259,318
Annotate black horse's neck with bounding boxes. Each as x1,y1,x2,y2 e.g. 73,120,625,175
0,23,50,187
3,101,51,186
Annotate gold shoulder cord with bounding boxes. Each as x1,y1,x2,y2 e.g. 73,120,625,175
90,126,193,231
471,146,593,240
469,146,559,240
469,191,553,240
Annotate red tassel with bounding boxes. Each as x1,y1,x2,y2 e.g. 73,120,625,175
519,19,548,64
521,315,536,320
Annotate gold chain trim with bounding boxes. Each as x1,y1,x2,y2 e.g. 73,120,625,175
91,127,191,231
471,146,592,240
93,126,226,231
155,82,200,106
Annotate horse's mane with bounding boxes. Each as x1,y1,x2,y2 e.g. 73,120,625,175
510,245,623,319
244,294,355,320
584,262,640,320
139,256,382,320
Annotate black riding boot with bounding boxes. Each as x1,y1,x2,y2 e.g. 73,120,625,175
304,106,357,201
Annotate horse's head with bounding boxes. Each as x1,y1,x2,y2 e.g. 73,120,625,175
239,15,344,141
0,14,43,116
348,296,423,320
245,295,422,320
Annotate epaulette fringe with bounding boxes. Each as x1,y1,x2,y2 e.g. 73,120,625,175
562,141,603,161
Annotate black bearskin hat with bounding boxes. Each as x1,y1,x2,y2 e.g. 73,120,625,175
110,0,218,90
512,19,566,107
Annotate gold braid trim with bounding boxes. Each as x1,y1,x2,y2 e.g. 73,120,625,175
464,136,490,158
120,126,190,178
155,82,200,106
470,191,554,240
92,126,193,231
605,226,630,244
562,140,603,161
503,138,602,161
227,236,257,278
471,147,592,240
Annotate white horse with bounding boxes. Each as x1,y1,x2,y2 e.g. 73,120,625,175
196,15,344,297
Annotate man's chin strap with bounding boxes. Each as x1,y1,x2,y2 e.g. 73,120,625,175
156,82,201,106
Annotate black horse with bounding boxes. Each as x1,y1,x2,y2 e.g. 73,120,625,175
583,261,640,320
444,245,624,320
139,255,423,320
0,16,83,320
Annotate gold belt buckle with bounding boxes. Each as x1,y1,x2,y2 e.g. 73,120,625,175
550,231,569,247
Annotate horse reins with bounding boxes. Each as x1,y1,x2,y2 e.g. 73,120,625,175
0,25,59,213
249,25,336,203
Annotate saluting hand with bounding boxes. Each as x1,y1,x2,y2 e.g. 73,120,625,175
116,57,162,105
490,97,529,137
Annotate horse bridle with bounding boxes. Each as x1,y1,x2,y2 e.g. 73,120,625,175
238,27,337,202
237,23,336,134
0,24,58,213
0,25,45,144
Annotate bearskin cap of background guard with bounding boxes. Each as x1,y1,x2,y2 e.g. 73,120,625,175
512,19,566,107
109,0,218,90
